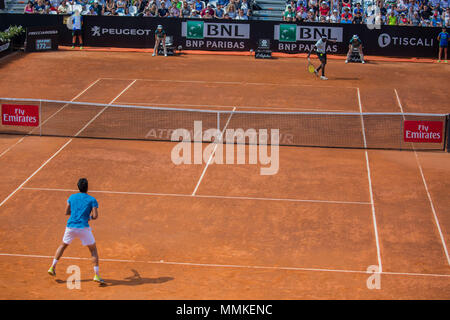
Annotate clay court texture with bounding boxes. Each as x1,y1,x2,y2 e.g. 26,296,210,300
0,50,449,299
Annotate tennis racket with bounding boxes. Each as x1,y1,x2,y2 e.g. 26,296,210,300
307,58,317,76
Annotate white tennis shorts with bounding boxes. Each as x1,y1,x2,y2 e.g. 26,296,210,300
63,227,96,246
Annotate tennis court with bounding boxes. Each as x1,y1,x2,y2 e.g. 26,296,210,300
0,51,449,299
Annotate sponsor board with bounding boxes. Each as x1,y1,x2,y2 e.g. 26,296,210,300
2,104,39,127
90,26,153,37
403,121,443,143
274,24,342,53
378,33,434,48
25,26,59,52
181,20,249,50
274,25,343,42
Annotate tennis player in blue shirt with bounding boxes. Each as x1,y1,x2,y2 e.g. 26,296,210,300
437,27,448,63
48,178,104,284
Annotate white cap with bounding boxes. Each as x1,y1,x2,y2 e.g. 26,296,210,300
157,25,163,29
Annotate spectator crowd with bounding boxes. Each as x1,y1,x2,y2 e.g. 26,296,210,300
21,0,449,26
22,0,254,19
284,0,449,27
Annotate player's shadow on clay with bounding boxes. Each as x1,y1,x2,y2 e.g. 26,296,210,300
105,269,174,287
56,269,173,287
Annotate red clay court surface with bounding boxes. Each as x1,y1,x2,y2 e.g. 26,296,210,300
0,51,449,299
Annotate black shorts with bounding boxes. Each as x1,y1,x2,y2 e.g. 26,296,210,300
317,52,327,63
440,44,448,48
72,29,82,37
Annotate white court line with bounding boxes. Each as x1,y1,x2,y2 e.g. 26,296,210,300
191,107,236,196
0,78,103,159
115,101,355,113
0,252,449,278
100,77,357,90
0,80,137,209
21,187,371,205
394,88,450,266
358,87,383,273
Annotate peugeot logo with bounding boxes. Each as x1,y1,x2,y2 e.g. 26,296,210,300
378,33,391,47
91,26,101,37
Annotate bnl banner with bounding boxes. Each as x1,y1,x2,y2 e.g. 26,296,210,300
181,20,251,50
274,24,344,54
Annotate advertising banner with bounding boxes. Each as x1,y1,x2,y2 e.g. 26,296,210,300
2,104,40,127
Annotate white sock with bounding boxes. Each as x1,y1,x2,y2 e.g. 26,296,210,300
52,259,58,267
94,266,99,276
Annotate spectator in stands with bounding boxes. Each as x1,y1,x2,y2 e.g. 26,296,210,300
201,3,214,17
214,4,225,18
235,8,248,19
225,2,237,18
44,0,57,13
148,3,158,15
92,1,102,15
223,12,231,19
353,10,363,23
57,0,69,14
24,1,35,13
193,0,204,12
341,0,351,9
133,0,146,14
308,0,318,15
284,5,296,21
247,8,252,19
169,2,180,16
396,0,408,15
399,12,409,24
410,11,421,25
305,8,316,21
217,0,229,7
240,0,249,14
102,0,115,15
341,7,352,20
443,8,450,27
34,0,46,13
180,1,191,17
116,0,126,14
431,12,443,26
158,1,169,16
420,4,432,20
87,5,98,14
296,5,308,21
190,9,201,17
388,10,397,24
203,9,213,18
353,2,364,16
329,9,340,22
341,14,352,23
319,1,330,17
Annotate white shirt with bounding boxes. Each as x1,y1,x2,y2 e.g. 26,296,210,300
315,39,327,53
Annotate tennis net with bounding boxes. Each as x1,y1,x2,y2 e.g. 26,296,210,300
0,98,448,151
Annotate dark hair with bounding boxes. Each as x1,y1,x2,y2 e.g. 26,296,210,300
77,178,88,193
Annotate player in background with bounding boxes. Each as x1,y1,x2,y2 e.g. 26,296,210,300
346,34,365,64
307,35,337,80
48,178,104,284
437,27,448,63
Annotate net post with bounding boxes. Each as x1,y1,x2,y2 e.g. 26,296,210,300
39,99,42,136
446,114,450,153
217,112,220,135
